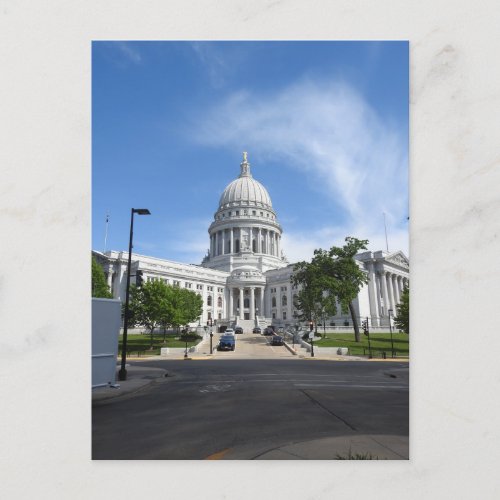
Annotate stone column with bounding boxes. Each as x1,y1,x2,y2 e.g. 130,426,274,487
386,273,395,312
106,269,113,288
230,227,234,254
228,287,233,319
239,288,244,320
392,274,399,306
250,287,255,320
215,231,219,256
381,270,389,317
367,262,380,327
375,272,383,319
258,227,262,253
394,276,401,304
260,287,265,318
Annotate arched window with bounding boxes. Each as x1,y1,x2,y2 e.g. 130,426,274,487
272,297,276,308
217,296,222,307
235,239,240,253
207,296,212,306
282,295,287,306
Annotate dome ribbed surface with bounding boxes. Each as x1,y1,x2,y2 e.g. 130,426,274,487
219,176,273,209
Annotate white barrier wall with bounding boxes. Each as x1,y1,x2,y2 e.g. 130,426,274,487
92,298,122,388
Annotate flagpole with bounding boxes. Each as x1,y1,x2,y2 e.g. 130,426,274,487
104,213,109,253
383,212,389,252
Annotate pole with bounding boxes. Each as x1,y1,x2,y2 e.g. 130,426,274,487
383,212,389,252
389,309,394,357
366,316,372,359
119,209,134,381
104,213,109,253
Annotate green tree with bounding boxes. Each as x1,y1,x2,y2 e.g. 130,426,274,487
394,286,409,334
128,280,171,348
292,237,369,342
292,260,336,334
92,256,112,298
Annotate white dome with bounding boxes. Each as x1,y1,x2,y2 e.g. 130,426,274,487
218,153,273,209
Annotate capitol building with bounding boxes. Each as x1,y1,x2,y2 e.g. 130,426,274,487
93,153,409,331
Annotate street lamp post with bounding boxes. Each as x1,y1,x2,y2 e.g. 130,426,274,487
388,308,395,357
309,321,315,358
119,208,151,381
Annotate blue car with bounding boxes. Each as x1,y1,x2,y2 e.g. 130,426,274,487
218,335,235,351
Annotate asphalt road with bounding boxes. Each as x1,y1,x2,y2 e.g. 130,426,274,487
93,336,409,460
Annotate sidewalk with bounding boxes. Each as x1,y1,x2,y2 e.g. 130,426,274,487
92,364,169,403
213,434,409,460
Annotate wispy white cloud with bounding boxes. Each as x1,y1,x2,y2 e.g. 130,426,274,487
191,78,409,256
115,42,142,64
189,43,228,88
163,217,212,264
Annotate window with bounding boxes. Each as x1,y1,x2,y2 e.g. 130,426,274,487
235,239,240,253
218,312,222,319
196,284,203,290
244,298,249,308
272,312,276,319
252,210,256,215
282,295,287,306
272,297,276,308
260,212,263,216
217,296,222,307
283,311,287,320
236,211,240,216
185,282,192,288
208,312,212,320
207,286,213,291
281,286,287,292
207,296,212,306
173,280,180,287
163,278,169,284
252,239,256,252
218,287,224,292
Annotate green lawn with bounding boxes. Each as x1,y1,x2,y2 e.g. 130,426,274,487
118,333,201,356
313,332,409,357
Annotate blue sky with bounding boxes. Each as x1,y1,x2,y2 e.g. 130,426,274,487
92,41,408,264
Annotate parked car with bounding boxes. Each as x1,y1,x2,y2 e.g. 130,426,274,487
263,327,274,336
234,326,243,334
218,335,236,351
252,327,261,334
271,335,284,346
267,325,276,332
224,328,235,335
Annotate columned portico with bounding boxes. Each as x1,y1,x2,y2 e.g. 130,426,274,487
249,287,255,319
367,262,380,326
239,288,244,320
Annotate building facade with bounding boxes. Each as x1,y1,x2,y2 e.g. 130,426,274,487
93,153,409,330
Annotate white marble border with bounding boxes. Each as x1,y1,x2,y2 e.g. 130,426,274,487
2,1,499,499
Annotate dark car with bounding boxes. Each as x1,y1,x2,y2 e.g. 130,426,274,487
263,327,274,336
234,326,243,334
267,325,276,332
252,327,261,334
271,335,284,346
218,335,235,351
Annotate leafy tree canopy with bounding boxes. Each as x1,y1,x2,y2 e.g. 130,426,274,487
394,286,409,334
292,237,369,342
92,256,112,298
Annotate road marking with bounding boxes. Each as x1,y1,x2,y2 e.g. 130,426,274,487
295,383,408,389
199,384,232,393
205,448,231,460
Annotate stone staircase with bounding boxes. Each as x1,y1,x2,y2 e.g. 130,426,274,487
233,319,256,333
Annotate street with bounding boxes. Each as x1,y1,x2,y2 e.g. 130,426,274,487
93,332,409,459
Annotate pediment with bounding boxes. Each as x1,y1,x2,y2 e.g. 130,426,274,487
385,251,409,269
